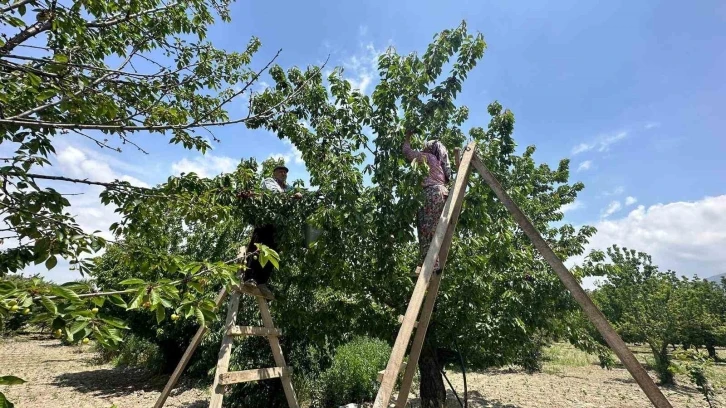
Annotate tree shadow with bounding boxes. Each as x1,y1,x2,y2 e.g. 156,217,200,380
178,400,207,408
405,390,522,408
52,367,169,397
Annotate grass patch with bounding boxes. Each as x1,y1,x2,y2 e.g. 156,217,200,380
542,343,600,370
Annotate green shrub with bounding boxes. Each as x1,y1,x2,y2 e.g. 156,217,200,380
316,336,391,407
97,333,165,373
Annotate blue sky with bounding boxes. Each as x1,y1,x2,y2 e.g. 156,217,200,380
7,0,726,282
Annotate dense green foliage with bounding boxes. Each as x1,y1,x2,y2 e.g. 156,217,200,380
316,337,391,407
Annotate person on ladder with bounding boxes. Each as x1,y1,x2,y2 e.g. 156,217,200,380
243,164,302,295
403,127,453,273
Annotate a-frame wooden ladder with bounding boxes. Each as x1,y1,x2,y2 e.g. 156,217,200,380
208,248,299,408
373,141,674,408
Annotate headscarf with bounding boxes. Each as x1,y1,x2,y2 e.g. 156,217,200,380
424,140,452,183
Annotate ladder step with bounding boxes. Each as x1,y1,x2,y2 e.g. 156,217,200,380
410,266,422,278
235,284,275,300
227,326,282,337
377,362,406,382
398,315,418,328
219,367,292,385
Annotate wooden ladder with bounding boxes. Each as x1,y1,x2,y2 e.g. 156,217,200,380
209,250,299,408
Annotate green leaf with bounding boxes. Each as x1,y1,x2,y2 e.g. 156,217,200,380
91,297,105,307
40,296,57,315
155,304,165,324
0,391,15,408
101,317,129,330
127,288,145,310
194,307,205,326
0,376,26,386
53,54,69,63
69,319,89,335
50,286,80,302
108,295,127,309
36,89,57,102
119,278,145,286
45,256,58,270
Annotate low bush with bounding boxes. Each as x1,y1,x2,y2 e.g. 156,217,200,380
316,336,391,407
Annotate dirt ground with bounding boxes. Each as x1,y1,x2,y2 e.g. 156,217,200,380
1,334,723,408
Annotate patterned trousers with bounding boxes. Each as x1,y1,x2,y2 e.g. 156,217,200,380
416,184,448,270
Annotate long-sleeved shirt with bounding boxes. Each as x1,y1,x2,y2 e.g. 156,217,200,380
261,177,293,193
403,140,447,188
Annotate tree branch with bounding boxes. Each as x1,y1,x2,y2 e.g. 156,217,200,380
0,20,51,56
22,172,152,191
8,47,139,120
0,60,326,132
0,0,37,14
86,3,180,28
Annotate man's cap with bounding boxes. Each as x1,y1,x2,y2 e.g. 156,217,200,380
273,165,289,173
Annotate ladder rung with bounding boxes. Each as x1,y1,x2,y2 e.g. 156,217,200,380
377,362,407,382
398,315,418,328
410,266,422,278
234,284,275,300
227,325,282,337
219,367,292,385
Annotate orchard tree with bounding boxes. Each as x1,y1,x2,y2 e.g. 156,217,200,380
0,0,317,275
586,246,681,384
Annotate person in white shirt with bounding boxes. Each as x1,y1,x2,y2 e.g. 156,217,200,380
243,165,302,290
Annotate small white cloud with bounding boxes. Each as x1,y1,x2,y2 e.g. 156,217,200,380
283,140,304,165
359,25,368,36
341,42,383,95
572,143,594,155
625,196,638,206
645,122,660,129
576,160,592,172
572,131,628,155
602,201,622,218
602,186,625,197
268,152,293,165
171,154,237,177
562,201,584,213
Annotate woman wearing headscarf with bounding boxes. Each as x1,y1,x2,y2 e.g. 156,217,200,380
402,129,453,271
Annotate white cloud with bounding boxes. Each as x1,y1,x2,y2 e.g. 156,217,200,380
284,140,304,165
571,131,628,155
577,196,726,280
625,196,638,206
645,122,660,129
171,154,238,177
268,152,293,165
602,186,625,197
7,145,154,282
601,201,622,218
572,143,593,155
562,201,584,213
342,43,383,95
576,160,592,172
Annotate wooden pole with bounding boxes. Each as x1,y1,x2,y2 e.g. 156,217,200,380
153,287,227,408
470,154,673,408
373,142,476,408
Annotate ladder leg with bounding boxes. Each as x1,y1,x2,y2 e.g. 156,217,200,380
155,287,227,408
395,274,442,408
209,290,242,408
257,297,299,408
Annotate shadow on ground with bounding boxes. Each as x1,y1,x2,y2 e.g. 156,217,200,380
406,390,521,408
179,400,207,408
52,367,176,397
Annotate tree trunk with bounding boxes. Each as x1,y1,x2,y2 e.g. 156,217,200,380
706,344,717,360
650,343,674,385
419,343,446,408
